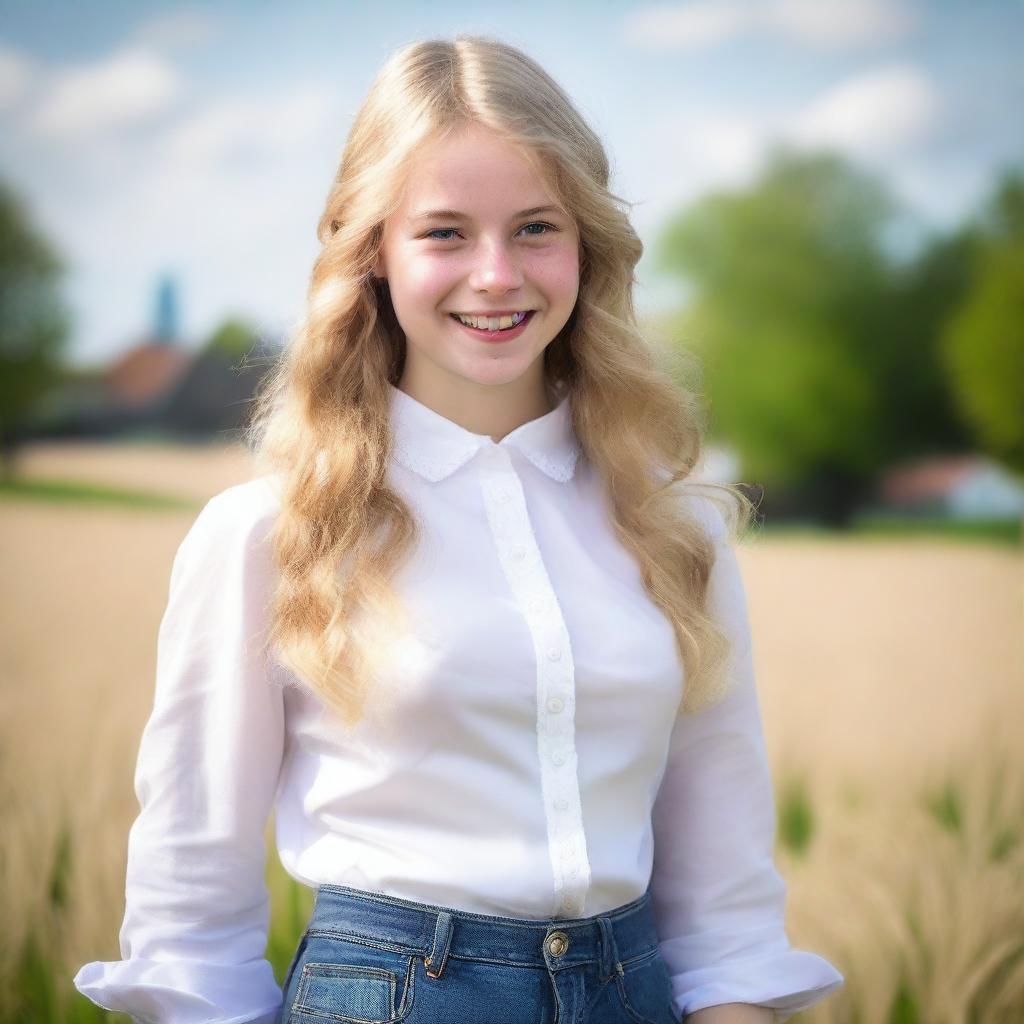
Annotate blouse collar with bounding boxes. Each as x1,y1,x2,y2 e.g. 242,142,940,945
388,382,580,484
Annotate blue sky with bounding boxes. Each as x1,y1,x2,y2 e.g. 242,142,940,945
1,0,1021,367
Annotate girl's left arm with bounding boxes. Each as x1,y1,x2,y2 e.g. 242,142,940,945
649,494,845,1024
73,482,287,1024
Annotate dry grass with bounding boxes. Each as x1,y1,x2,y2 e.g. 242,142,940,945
10,438,259,502
2,441,1022,1022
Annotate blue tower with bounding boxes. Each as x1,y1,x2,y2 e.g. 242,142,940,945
154,273,178,343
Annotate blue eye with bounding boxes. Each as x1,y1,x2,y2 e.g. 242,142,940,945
423,222,557,241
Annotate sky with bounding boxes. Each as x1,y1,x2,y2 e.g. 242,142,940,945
0,0,1021,368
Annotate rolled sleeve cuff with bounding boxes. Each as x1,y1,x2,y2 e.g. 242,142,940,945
73,957,281,1024
666,947,845,1022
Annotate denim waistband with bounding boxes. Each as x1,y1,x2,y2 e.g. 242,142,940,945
309,884,660,975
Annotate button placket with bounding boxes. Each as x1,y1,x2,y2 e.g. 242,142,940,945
478,449,591,917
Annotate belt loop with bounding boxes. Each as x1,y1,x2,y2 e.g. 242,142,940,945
597,916,620,981
424,910,454,979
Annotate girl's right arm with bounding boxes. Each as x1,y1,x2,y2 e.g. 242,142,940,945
73,480,288,1024
649,493,844,1023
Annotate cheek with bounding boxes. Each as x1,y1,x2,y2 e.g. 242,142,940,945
399,254,460,307
532,246,580,303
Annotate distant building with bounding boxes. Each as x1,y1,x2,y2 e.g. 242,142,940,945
15,273,283,443
878,454,1024,520
106,338,192,408
156,341,281,438
22,334,282,442
154,273,179,343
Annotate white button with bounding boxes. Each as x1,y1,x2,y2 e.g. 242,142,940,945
554,798,569,811
547,648,562,661
497,488,512,503
551,751,566,766
512,545,528,561
546,696,565,713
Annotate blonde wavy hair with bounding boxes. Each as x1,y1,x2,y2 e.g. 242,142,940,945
245,34,756,727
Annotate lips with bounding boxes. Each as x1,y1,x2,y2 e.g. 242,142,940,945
451,310,531,330
449,309,536,342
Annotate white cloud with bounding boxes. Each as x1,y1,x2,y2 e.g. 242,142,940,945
625,0,916,51
129,9,222,50
0,45,36,110
670,110,770,184
28,48,182,140
625,1,751,49
48,81,341,365
156,84,334,172
790,64,939,154
772,0,916,47
635,62,939,235
626,107,774,240
92,82,339,254
654,63,938,180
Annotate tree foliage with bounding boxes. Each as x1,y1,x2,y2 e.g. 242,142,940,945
204,317,260,361
940,168,1024,476
0,179,71,473
653,145,979,521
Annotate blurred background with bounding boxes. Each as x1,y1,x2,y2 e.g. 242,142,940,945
1,1,1021,1021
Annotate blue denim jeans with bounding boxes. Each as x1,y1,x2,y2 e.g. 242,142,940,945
277,883,680,1024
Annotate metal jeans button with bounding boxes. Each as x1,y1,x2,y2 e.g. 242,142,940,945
545,930,570,957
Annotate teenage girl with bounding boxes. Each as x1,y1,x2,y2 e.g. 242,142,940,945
74,35,844,1024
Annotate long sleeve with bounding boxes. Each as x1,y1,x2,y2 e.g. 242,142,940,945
649,495,844,1022
74,482,287,1024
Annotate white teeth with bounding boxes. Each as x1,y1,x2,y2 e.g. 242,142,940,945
454,311,528,331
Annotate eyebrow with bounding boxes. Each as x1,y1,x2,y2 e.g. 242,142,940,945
408,204,565,223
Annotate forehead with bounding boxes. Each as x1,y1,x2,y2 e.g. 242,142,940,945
397,125,556,215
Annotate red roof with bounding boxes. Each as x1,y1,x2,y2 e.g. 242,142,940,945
106,341,192,407
879,455,982,503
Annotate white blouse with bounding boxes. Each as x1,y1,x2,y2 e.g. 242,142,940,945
74,382,843,1023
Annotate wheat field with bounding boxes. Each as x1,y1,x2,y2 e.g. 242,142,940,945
2,441,1022,1023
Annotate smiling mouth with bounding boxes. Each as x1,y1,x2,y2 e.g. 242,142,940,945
449,310,534,332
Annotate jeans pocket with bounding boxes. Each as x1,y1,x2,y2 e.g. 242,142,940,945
286,933,417,1024
291,962,399,1023
615,947,679,1024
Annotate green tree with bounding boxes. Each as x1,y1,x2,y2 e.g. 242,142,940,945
654,146,982,524
940,168,1024,475
0,179,72,477
204,316,260,362
875,225,978,462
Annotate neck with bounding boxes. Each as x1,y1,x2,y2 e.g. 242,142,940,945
396,369,556,442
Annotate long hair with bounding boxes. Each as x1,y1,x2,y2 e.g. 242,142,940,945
245,34,755,728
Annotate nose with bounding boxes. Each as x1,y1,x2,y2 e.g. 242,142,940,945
467,237,524,294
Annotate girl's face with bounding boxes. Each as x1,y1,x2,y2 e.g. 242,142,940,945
375,123,581,405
